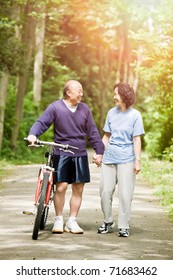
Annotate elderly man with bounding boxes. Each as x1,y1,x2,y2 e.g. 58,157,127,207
27,80,104,234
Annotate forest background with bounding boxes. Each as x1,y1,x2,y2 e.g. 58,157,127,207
0,0,173,214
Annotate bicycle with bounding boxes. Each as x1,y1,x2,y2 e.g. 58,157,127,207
24,138,78,240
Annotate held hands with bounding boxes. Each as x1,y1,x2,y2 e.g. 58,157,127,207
92,154,102,167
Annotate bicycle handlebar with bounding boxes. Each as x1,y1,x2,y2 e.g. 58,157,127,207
24,138,79,150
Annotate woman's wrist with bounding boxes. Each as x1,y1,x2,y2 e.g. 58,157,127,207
135,158,141,162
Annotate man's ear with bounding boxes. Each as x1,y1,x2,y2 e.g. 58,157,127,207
66,90,71,98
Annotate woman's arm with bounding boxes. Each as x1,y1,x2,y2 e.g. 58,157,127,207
102,132,111,148
93,132,111,166
133,135,141,174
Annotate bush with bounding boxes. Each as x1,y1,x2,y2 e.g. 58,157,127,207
140,153,173,218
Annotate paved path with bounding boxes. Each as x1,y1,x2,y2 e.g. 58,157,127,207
0,154,173,260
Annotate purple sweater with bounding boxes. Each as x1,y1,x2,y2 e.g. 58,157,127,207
29,99,104,156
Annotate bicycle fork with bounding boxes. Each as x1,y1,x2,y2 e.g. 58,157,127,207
34,166,54,209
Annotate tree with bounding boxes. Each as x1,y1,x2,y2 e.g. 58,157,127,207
11,1,36,149
1,0,173,160
0,72,9,152
0,0,23,152
33,2,46,107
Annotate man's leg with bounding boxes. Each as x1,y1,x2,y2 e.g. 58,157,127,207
65,183,84,234
54,182,68,216
52,182,68,233
69,183,84,217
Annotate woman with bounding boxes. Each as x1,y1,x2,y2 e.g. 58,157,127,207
97,82,144,237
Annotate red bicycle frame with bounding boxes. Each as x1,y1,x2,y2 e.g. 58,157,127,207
34,167,54,206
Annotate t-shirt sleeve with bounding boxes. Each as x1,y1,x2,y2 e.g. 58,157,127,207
132,112,145,137
103,112,111,133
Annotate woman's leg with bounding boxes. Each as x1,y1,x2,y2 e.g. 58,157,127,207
100,163,117,223
117,162,136,229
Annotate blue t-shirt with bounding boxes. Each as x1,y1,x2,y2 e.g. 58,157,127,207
103,106,145,164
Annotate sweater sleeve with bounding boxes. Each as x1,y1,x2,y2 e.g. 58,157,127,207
85,107,104,155
29,104,55,137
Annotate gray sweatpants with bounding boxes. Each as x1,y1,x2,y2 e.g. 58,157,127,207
100,162,136,229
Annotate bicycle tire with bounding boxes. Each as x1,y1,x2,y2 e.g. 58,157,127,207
32,172,49,240
40,206,49,230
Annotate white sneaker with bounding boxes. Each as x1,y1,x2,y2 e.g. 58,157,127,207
52,216,63,233
64,218,83,234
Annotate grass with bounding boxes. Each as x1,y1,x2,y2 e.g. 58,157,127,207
0,159,14,174
0,159,14,190
140,153,173,218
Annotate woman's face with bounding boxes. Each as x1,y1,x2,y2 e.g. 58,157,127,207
114,87,124,107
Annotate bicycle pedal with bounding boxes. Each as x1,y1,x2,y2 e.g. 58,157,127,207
23,211,34,215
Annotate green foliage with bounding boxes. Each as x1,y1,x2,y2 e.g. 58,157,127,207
162,138,173,161
1,0,173,161
42,47,79,107
0,0,25,74
134,0,173,159
140,153,173,217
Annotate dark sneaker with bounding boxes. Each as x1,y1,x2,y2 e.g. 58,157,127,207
98,221,115,234
118,228,129,237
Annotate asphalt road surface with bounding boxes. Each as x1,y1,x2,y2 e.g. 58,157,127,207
0,152,173,260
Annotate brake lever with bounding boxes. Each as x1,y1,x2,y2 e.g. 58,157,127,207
28,144,44,148
59,148,75,154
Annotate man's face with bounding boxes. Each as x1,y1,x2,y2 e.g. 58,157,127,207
68,82,83,105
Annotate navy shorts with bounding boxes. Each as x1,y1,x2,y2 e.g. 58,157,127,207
53,155,90,184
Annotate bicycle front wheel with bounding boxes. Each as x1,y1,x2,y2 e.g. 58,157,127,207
32,172,49,240
40,206,49,230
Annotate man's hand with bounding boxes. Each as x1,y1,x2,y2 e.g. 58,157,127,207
27,135,37,145
92,154,102,167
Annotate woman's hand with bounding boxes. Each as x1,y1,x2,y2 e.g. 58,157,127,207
92,154,102,167
133,159,141,174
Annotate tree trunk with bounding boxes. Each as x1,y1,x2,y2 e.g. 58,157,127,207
33,3,46,107
133,47,143,94
11,3,36,149
0,72,9,152
115,41,124,83
116,13,130,84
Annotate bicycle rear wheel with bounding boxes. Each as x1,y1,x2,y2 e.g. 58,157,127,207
32,172,49,240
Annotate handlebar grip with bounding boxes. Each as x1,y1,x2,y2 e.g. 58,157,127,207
24,137,38,144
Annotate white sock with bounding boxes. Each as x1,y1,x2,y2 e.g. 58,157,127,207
68,216,76,223
55,215,63,220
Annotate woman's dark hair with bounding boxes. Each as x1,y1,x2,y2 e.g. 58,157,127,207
114,82,135,108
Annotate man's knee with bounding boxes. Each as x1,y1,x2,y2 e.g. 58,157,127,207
56,182,68,193
72,183,84,194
